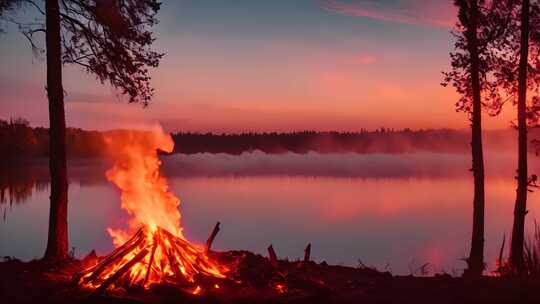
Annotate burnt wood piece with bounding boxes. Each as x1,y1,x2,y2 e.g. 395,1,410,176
304,243,311,263
205,222,221,254
268,245,278,268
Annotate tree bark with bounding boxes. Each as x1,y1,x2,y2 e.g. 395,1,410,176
43,0,69,260
510,0,530,274
465,0,486,277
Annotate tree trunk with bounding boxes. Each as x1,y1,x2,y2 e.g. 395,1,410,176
43,0,69,260
510,0,530,274
465,0,486,277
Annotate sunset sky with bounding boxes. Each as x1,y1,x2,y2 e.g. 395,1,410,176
0,0,517,132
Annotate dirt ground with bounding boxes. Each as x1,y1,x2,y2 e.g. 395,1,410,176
1,251,540,304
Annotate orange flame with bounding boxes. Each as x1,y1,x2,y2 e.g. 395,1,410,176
79,127,226,291
104,127,180,244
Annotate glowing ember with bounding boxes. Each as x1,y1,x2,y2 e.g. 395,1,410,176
275,283,287,294
192,286,202,295
78,127,227,291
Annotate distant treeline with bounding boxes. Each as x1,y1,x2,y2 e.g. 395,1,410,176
171,129,473,154
1,118,534,158
0,118,107,159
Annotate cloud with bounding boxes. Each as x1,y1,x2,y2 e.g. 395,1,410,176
318,0,456,27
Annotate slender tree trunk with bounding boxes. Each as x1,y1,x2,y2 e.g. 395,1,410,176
465,0,486,277
43,0,69,260
510,0,530,274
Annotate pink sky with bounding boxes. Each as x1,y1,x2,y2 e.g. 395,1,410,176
0,0,518,132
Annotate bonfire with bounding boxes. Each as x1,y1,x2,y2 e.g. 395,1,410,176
77,128,228,293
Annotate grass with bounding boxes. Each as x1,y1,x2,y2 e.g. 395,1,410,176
496,220,540,277
523,221,540,276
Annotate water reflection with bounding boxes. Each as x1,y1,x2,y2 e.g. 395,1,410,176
1,153,540,275
0,159,109,215
175,176,530,275
0,162,49,206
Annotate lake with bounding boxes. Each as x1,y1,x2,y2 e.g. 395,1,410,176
1,152,540,275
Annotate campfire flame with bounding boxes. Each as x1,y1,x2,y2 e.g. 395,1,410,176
78,127,227,292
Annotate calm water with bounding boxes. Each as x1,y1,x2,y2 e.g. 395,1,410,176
1,152,540,275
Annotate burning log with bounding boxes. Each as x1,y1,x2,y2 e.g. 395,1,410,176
78,226,227,292
205,222,221,254
143,234,158,286
267,245,278,268
81,228,146,284
95,248,149,294
304,243,311,263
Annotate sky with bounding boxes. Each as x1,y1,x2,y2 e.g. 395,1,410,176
0,0,517,132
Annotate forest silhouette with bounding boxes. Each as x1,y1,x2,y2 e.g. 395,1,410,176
3,117,540,158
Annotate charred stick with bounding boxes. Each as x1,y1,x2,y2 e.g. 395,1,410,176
498,234,506,269
268,245,279,268
205,222,221,254
304,243,311,263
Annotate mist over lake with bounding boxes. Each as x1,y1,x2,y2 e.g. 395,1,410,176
2,151,540,275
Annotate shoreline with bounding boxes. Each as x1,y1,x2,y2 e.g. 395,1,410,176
1,251,540,304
